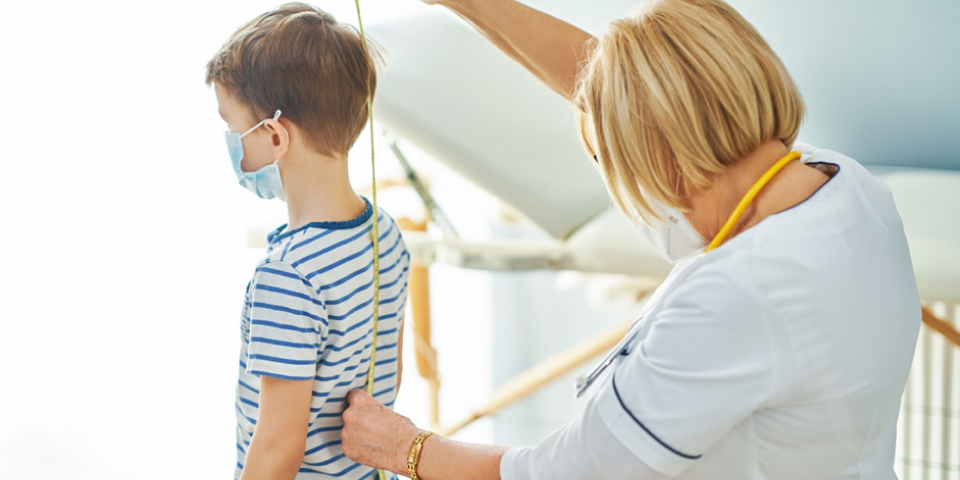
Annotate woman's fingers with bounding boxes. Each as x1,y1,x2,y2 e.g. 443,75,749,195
345,388,376,408
342,389,419,474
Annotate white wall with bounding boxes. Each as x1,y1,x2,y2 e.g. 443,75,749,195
0,1,495,478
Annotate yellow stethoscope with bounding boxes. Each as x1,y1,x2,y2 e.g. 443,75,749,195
575,150,802,398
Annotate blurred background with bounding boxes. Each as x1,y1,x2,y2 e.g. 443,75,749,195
1,0,958,479
0,1,641,478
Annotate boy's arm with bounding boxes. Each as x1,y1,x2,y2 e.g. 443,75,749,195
396,316,404,391
240,376,313,480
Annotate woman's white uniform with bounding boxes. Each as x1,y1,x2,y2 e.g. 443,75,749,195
501,142,921,480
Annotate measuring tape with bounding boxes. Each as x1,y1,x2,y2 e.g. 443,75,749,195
352,0,380,402
352,2,387,479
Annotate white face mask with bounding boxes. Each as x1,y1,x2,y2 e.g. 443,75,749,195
633,198,707,264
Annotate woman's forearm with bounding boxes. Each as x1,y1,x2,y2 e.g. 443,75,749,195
342,391,508,479
436,0,597,101
415,435,509,480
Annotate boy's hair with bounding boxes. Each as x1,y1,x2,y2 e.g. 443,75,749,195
206,3,381,156
574,0,804,223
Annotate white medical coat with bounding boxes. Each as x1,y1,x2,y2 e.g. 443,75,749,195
501,142,921,479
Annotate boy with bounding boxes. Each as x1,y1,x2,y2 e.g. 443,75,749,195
205,4,409,479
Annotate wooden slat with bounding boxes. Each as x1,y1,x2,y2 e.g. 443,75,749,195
922,305,960,348
438,318,632,437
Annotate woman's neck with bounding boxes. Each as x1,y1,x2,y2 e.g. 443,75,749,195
279,149,368,231
686,140,829,244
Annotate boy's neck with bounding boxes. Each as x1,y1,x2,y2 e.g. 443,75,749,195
280,149,367,231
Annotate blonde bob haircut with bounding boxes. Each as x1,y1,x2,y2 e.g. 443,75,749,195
574,0,804,223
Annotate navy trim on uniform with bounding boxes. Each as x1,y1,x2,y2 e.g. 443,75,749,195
611,373,702,460
772,162,841,216
268,197,374,244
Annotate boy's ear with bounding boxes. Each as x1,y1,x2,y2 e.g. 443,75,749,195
263,119,291,160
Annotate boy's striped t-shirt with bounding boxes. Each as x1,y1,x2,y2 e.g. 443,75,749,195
235,199,410,480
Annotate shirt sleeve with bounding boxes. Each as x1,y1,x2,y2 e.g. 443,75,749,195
397,253,411,327
592,265,796,476
245,261,326,381
500,389,668,480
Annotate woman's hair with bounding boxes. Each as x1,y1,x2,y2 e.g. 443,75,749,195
574,0,804,222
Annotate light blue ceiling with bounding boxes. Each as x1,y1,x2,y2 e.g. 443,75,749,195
528,0,960,171
370,1,959,237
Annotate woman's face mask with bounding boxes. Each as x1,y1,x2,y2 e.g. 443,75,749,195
592,154,706,263
633,198,707,264
224,109,287,201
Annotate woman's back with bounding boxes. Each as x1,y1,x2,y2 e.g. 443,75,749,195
640,142,921,479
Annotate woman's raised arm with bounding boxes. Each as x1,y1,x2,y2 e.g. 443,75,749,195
422,0,597,101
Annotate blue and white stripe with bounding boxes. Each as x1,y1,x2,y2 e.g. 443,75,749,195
235,199,409,480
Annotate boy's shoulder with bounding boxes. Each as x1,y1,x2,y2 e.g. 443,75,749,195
257,206,408,288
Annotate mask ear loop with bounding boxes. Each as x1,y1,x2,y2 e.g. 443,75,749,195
239,121,264,138
239,110,283,138
271,111,290,164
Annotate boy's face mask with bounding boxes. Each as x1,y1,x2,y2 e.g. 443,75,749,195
224,109,286,201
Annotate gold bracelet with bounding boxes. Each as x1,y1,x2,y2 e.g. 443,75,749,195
406,430,434,480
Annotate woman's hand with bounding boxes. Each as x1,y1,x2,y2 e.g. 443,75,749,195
342,389,420,474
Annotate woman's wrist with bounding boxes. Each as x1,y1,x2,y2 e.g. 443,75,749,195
393,424,423,475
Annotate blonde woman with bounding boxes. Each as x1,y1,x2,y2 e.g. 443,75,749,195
341,0,920,479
